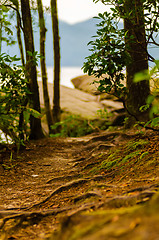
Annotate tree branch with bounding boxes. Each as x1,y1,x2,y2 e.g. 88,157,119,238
4,4,23,31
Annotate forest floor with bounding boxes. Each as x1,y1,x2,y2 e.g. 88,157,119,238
0,128,159,240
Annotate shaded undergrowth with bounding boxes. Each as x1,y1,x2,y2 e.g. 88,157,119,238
90,136,159,179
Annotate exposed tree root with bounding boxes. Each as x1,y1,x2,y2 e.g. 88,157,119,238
46,174,82,184
126,186,151,193
93,143,115,151
79,141,105,152
1,189,156,234
72,145,112,168
0,208,70,230
82,161,102,170
132,178,159,183
70,157,86,163
25,178,90,210
25,174,114,210
87,131,136,143
0,211,52,230
97,191,156,210
89,173,115,181
73,191,102,203
125,183,159,195
81,142,115,157
72,156,93,167
0,202,98,233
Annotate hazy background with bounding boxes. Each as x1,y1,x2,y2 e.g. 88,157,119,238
42,0,110,24
1,1,158,87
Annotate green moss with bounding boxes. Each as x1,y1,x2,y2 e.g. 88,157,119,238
98,149,122,170
139,151,149,160
125,139,149,152
100,159,119,170
67,205,142,240
121,150,141,164
69,214,116,240
89,138,151,175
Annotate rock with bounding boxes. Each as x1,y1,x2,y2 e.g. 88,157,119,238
71,74,100,95
71,74,125,101
38,81,125,131
100,99,123,110
38,81,105,120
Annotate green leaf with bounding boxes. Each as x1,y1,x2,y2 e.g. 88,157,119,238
151,117,159,127
27,51,33,57
10,0,19,7
149,105,159,118
154,60,159,70
26,108,42,119
150,65,157,76
98,13,105,20
139,104,150,112
146,95,155,104
134,70,150,83
0,5,8,11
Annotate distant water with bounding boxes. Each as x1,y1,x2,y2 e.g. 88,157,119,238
37,66,84,88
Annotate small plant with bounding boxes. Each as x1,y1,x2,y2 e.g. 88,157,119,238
50,114,96,138
97,108,113,119
2,151,18,170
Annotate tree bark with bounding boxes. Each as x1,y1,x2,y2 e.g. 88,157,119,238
124,0,150,122
51,0,61,131
16,3,26,140
16,6,25,67
37,0,53,134
21,0,44,139
0,11,2,54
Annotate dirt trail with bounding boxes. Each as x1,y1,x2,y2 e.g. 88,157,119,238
0,130,159,239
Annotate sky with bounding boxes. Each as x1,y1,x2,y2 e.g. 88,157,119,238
42,0,111,24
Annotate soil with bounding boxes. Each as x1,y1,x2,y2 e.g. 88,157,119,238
0,128,159,240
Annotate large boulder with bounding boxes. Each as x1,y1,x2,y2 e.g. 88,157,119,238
71,74,124,101
38,81,105,120
38,81,124,120
71,74,100,95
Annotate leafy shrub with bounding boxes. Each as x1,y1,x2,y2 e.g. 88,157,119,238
134,61,159,129
82,11,128,99
50,114,97,138
0,53,40,146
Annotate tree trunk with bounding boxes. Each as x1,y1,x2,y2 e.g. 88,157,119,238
0,11,2,54
124,0,150,122
20,0,44,139
16,3,26,140
16,7,25,67
37,0,53,134
51,0,61,131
